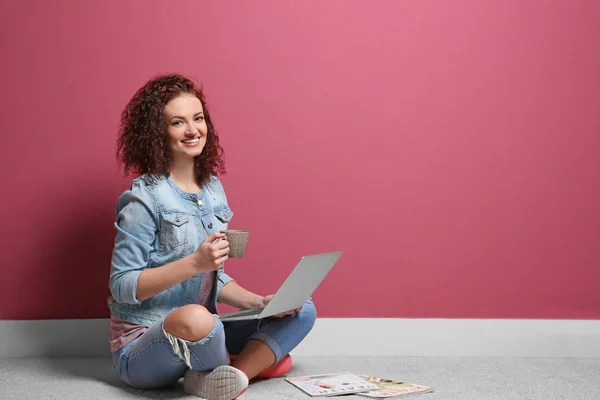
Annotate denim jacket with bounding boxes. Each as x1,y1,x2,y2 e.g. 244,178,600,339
107,173,235,327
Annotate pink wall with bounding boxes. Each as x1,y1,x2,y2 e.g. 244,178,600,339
1,0,599,320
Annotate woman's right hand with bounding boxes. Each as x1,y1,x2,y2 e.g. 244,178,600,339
193,232,230,272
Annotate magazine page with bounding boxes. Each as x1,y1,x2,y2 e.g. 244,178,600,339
356,375,434,398
285,372,380,397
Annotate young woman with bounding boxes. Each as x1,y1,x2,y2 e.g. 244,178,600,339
108,74,316,399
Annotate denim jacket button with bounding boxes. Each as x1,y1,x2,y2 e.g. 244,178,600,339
207,223,213,229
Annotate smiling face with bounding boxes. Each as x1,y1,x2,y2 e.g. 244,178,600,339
163,93,208,162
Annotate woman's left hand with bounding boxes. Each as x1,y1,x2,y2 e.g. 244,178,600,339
261,295,302,318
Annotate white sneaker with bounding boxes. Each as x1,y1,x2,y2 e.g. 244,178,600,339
183,365,249,400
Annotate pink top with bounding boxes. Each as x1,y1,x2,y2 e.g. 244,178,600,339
109,270,216,352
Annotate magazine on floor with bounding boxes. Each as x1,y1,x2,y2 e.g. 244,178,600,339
356,375,434,398
285,372,380,397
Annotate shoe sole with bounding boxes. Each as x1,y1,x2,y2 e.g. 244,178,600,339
183,365,249,400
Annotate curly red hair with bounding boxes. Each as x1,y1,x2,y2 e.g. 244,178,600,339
117,74,225,183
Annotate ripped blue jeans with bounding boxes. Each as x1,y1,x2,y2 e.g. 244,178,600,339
112,299,316,389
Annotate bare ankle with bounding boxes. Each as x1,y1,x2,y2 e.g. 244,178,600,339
231,339,276,379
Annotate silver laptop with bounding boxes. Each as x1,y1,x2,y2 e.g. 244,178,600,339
218,251,342,322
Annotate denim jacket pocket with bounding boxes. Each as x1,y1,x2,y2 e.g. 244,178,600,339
159,211,191,249
213,206,233,231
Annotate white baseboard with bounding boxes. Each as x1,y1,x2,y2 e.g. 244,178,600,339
1,318,599,358
293,318,600,358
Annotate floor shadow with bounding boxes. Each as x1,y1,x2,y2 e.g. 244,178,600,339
41,357,191,399
42,357,293,399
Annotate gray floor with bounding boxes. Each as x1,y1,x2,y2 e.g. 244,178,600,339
0,356,598,400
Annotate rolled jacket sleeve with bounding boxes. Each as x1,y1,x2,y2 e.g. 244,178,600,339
109,181,158,305
216,268,235,302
